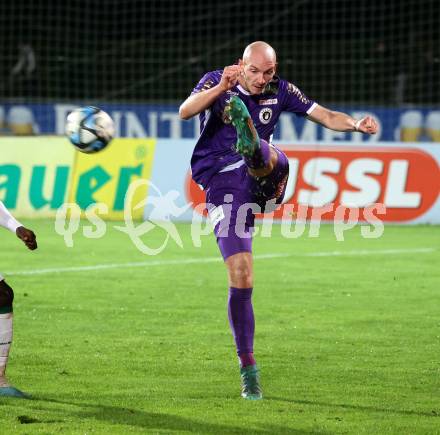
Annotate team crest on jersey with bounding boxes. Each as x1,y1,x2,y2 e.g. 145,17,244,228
259,108,272,124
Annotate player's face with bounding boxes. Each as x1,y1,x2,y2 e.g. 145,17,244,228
240,56,276,95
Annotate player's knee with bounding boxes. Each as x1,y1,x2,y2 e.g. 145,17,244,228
269,147,279,168
227,254,253,288
231,268,253,288
0,280,14,309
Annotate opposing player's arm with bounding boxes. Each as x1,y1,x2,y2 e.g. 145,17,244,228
179,65,242,120
16,226,37,250
0,201,37,250
307,104,378,134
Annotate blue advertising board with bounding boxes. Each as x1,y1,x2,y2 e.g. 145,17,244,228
1,102,439,143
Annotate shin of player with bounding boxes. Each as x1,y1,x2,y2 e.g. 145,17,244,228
0,201,37,398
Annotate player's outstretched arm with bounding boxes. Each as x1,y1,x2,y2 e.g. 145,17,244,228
179,65,242,120
307,104,378,134
16,227,37,251
0,201,37,250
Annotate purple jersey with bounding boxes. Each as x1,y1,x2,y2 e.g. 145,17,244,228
190,70,317,188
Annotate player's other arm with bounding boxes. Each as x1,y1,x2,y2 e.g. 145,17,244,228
307,104,378,134
179,65,242,120
0,201,37,250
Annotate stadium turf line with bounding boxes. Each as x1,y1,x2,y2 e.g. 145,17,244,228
5,248,435,276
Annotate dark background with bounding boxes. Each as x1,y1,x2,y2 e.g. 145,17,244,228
1,0,439,104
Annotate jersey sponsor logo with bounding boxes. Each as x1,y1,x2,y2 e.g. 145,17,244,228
259,108,273,124
226,90,239,96
259,98,278,105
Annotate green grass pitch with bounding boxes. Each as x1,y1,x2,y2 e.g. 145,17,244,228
0,220,439,434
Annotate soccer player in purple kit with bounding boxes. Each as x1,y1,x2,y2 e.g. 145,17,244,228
180,41,378,400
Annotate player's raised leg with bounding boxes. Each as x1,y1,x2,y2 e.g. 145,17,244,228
228,97,289,210
0,279,28,398
226,95,273,173
226,95,289,204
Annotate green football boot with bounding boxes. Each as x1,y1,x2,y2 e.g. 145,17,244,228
0,386,30,399
240,364,263,400
225,96,260,157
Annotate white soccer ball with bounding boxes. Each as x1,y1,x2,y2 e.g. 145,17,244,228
65,106,115,153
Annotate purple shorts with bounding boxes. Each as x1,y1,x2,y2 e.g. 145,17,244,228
205,147,289,260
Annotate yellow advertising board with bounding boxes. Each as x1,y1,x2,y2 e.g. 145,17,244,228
68,138,156,220
0,137,75,217
0,137,156,219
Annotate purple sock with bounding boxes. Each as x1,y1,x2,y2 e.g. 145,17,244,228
244,138,271,170
239,353,256,367
228,287,255,358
